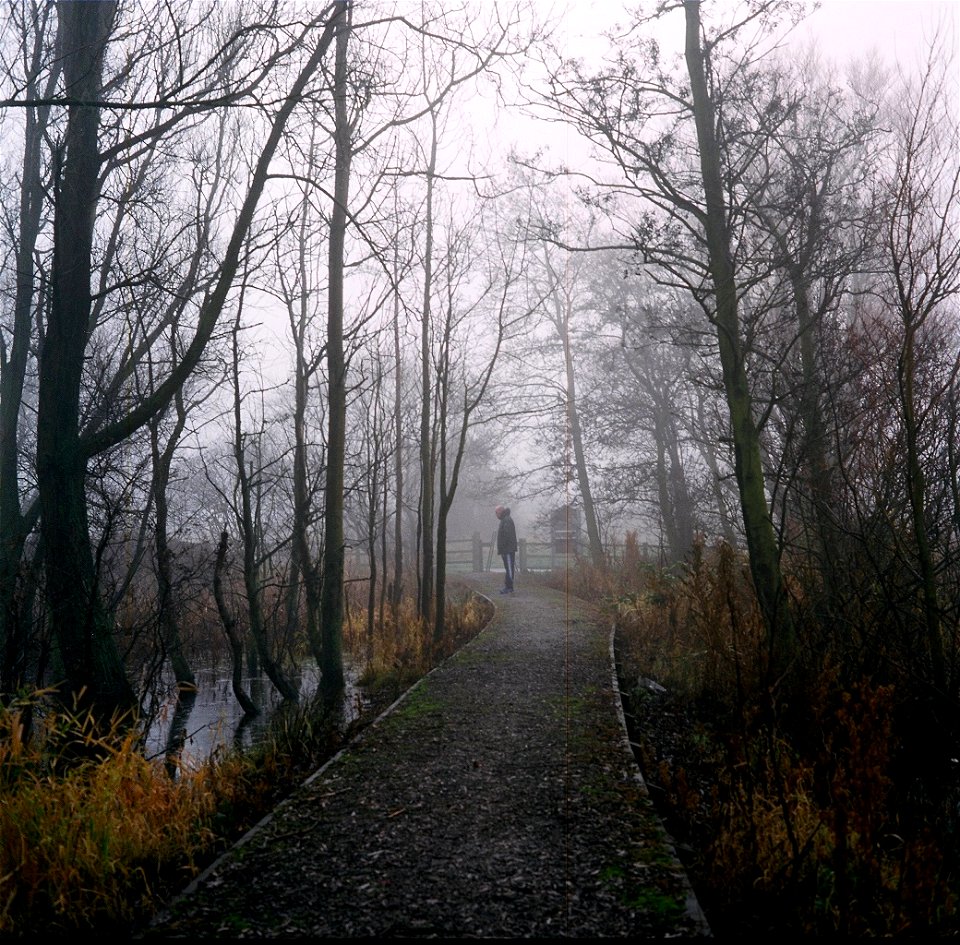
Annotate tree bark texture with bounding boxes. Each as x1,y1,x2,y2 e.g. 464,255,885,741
34,2,343,722
37,0,135,718
683,0,795,676
318,6,352,696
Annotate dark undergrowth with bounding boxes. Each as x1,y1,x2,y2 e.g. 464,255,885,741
543,537,960,939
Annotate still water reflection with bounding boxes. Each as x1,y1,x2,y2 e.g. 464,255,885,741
142,658,364,772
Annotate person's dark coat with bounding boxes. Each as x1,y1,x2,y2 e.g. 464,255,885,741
497,509,517,555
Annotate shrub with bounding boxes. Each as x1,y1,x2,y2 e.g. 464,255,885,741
596,541,960,937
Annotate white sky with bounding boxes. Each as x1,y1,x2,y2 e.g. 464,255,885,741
512,0,958,166
543,0,957,67
795,0,957,66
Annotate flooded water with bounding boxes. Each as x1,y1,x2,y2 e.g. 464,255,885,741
141,657,365,772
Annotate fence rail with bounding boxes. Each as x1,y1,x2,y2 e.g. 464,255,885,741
444,536,658,574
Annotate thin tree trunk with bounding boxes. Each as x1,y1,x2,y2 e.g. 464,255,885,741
542,249,604,567
433,273,506,642
288,176,323,668
213,530,258,718
379,469,389,636
434,349,451,644
418,113,438,622
230,306,298,703
366,455,379,659
318,7,352,697
620,346,695,562
0,6,59,696
149,393,195,692
391,231,405,612
560,308,604,567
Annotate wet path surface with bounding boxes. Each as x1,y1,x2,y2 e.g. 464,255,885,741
142,574,711,939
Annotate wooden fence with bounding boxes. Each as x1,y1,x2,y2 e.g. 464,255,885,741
444,536,658,574
444,536,574,574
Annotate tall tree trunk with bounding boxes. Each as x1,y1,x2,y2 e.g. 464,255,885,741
560,306,604,567
288,172,323,668
434,349,451,645
0,5,59,697
417,113,438,621
365,450,380,659
684,0,795,676
379,469,389,635
542,249,603,567
391,231,405,612
318,6,352,697
37,0,135,719
36,3,344,723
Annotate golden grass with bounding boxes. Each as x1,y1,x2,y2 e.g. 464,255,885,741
0,587,490,936
0,695,216,933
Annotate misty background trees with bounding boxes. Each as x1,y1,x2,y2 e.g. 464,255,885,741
1,0,958,738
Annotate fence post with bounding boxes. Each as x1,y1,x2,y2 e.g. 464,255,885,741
518,538,527,573
472,532,483,572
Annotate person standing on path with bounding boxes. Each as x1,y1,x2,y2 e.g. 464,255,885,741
495,505,517,594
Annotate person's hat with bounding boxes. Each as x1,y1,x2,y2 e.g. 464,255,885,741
495,505,505,518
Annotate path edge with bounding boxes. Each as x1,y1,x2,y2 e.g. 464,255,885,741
608,620,714,938
146,587,502,927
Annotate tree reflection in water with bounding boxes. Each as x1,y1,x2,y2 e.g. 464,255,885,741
143,658,363,776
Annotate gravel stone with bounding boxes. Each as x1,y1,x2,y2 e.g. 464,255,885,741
141,575,712,940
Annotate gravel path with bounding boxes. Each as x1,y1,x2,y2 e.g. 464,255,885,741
141,574,712,939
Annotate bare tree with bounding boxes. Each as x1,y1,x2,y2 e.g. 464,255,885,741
534,227,606,568
317,3,353,697
681,0,797,672
743,49,884,618
609,282,698,563
28,1,344,721
416,106,439,623
0,0,59,698
36,1,135,716
270,112,330,688
541,1,800,675
881,29,960,696
432,205,528,640
228,277,299,703
213,528,258,718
